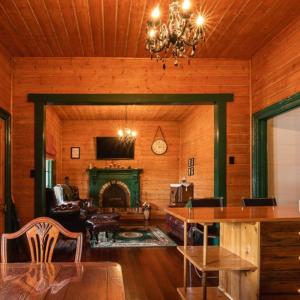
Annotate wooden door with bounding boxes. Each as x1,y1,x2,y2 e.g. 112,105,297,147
0,118,5,233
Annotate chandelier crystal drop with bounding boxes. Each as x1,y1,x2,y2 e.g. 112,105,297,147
146,0,206,68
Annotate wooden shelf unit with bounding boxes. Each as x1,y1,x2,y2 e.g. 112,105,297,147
166,207,300,299
177,246,257,272
177,287,229,300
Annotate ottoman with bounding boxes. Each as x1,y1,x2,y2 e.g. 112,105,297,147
85,217,120,242
93,212,120,221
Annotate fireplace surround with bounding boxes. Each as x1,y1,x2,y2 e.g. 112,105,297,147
88,168,142,208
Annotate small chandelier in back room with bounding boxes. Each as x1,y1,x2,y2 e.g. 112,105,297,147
146,0,206,68
117,106,137,141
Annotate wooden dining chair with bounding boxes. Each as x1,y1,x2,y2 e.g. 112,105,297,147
242,197,277,207
1,217,83,263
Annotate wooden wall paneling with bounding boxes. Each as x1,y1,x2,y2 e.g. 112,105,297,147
219,222,259,300
61,120,180,216
123,0,147,57
29,0,64,56
179,105,214,197
0,47,12,232
0,47,11,113
51,105,196,121
0,4,29,56
0,1,44,56
0,1,299,58
45,106,62,184
252,17,300,113
12,0,55,56
72,0,94,56
88,0,104,56
58,0,84,56
12,57,250,223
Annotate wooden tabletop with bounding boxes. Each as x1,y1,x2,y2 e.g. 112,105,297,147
0,262,125,300
165,205,300,223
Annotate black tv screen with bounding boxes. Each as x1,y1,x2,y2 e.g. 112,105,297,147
96,137,135,160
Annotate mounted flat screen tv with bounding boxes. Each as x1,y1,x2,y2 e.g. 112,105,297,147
96,137,135,160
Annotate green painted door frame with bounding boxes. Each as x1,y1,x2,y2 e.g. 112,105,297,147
252,92,300,197
28,93,233,217
0,107,12,232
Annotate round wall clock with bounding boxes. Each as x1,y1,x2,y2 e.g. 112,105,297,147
151,139,168,155
151,126,168,155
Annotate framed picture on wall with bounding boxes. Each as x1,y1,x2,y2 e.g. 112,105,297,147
188,167,194,176
71,147,80,159
188,157,195,167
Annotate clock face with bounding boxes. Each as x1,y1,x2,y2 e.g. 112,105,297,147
151,139,168,155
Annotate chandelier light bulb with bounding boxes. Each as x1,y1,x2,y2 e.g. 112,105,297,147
151,6,160,20
126,128,131,135
118,129,124,137
148,29,157,39
132,131,137,137
196,15,205,27
182,0,191,11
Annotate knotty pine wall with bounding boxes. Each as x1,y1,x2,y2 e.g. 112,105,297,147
45,106,63,184
252,17,300,112
0,46,11,233
12,58,250,223
179,106,214,197
60,120,180,215
0,46,12,113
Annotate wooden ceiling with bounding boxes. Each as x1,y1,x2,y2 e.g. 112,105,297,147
0,0,299,58
50,105,197,121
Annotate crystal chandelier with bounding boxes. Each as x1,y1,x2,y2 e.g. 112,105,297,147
146,0,206,68
117,106,137,141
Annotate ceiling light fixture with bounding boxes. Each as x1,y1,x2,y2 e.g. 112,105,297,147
146,0,206,68
117,106,137,141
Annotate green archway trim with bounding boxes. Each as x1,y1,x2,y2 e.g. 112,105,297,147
28,93,233,217
0,107,12,232
252,91,300,197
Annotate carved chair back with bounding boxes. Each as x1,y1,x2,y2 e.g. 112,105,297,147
1,217,82,263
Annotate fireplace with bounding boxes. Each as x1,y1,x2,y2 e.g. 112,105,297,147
99,180,130,208
88,168,142,208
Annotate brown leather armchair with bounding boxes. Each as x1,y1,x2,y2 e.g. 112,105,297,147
46,188,83,232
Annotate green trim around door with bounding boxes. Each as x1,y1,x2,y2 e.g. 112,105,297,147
0,107,12,232
252,92,300,197
214,102,227,201
28,93,233,217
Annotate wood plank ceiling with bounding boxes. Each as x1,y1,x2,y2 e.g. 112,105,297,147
0,0,299,58
50,105,197,121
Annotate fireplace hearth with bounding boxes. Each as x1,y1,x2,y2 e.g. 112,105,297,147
88,168,142,208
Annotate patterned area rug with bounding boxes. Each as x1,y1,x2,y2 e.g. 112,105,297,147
90,226,177,248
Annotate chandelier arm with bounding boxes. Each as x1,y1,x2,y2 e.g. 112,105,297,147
176,19,188,40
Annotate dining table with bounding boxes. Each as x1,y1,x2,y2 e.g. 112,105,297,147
0,261,126,299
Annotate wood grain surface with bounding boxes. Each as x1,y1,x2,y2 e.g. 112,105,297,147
165,206,300,223
0,0,299,58
0,262,125,300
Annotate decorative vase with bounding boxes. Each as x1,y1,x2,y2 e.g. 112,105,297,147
144,209,150,220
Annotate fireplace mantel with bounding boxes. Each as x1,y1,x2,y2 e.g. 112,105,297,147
88,168,143,207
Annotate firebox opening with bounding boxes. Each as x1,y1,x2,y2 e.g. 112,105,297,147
99,180,131,208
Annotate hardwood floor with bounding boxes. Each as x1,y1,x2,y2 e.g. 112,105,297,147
81,220,204,300
85,245,184,299
81,220,190,300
